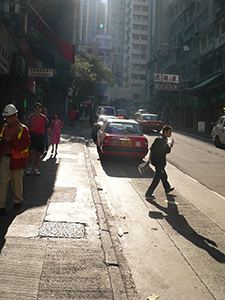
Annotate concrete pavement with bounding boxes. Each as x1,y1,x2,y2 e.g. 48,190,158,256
0,119,138,300
1,118,225,300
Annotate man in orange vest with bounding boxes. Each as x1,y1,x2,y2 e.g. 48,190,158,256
0,104,31,216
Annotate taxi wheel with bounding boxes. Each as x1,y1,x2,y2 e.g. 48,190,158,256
214,136,222,148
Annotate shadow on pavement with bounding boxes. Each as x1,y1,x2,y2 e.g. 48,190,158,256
99,156,155,179
0,155,58,253
148,195,225,263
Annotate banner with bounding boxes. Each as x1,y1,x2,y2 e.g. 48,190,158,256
29,4,75,63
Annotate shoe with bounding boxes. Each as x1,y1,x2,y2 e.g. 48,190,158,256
166,187,175,195
26,165,32,175
0,208,6,216
14,202,22,209
145,195,155,200
33,167,40,176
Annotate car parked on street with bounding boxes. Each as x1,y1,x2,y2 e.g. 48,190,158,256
211,115,225,148
116,109,129,119
92,115,117,142
90,105,116,124
136,113,163,133
96,119,148,159
134,109,149,120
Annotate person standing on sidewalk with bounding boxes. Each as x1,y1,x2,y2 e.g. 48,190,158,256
42,107,51,153
145,125,174,200
50,112,64,156
0,104,31,215
69,108,76,127
26,102,53,176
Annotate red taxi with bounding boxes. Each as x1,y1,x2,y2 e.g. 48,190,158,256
136,113,163,133
96,119,148,159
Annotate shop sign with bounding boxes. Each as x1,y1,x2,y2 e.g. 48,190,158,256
211,92,225,105
28,68,53,77
190,96,204,107
154,73,179,83
154,73,161,82
156,83,178,91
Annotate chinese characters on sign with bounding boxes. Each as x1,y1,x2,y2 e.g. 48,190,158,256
154,73,179,91
28,68,54,77
156,83,178,91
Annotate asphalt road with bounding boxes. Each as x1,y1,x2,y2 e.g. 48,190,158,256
82,121,225,299
144,130,225,198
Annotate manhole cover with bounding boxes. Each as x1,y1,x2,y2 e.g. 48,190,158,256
40,221,85,238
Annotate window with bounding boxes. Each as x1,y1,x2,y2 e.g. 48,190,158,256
196,20,201,33
141,26,147,31
141,35,147,40
133,34,139,40
133,15,140,20
208,31,214,45
202,14,208,30
134,5,140,10
142,6,148,11
132,54,139,59
141,45,147,50
201,36,207,49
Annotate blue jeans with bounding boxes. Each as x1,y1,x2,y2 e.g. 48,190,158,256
145,165,170,196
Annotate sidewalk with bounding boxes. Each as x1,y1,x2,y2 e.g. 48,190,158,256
0,121,137,300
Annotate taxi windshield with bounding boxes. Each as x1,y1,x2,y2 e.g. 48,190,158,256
143,115,158,121
106,122,142,135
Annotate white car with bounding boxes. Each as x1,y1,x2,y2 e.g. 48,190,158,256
92,115,117,142
211,116,225,148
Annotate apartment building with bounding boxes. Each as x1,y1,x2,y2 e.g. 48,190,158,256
108,0,126,88
78,0,98,50
147,0,225,133
124,0,149,105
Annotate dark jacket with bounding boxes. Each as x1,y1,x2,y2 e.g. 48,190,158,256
150,134,171,167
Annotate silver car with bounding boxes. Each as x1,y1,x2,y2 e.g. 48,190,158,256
211,116,225,148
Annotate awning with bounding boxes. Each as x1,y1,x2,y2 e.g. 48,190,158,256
29,43,55,68
29,3,75,63
188,72,225,92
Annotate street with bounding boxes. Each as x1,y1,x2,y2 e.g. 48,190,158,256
83,122,225,300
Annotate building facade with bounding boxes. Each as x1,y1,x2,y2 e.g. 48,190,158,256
123,0,149,105
146,0,225,133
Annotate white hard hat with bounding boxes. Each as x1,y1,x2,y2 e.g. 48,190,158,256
2,104,18,116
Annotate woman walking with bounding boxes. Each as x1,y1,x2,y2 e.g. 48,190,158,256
51,113,64,156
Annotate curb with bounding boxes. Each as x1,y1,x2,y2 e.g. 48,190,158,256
84,138,140,300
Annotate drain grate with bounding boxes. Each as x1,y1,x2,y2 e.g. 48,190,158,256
40,221,85,238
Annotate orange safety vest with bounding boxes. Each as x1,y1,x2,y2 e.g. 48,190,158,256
0,125,29,159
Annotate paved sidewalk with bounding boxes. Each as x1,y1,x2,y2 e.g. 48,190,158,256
0,121,137,300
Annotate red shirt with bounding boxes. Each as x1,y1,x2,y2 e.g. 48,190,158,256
69,109,76,119
27,113,50,134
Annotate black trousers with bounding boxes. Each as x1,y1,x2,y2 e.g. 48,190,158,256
145,165,170,196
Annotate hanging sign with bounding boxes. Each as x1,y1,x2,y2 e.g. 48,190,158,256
28,68,53,77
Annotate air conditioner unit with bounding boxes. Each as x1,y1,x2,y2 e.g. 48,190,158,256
3,2,10,13
13,3,20,14
3,2,21,14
